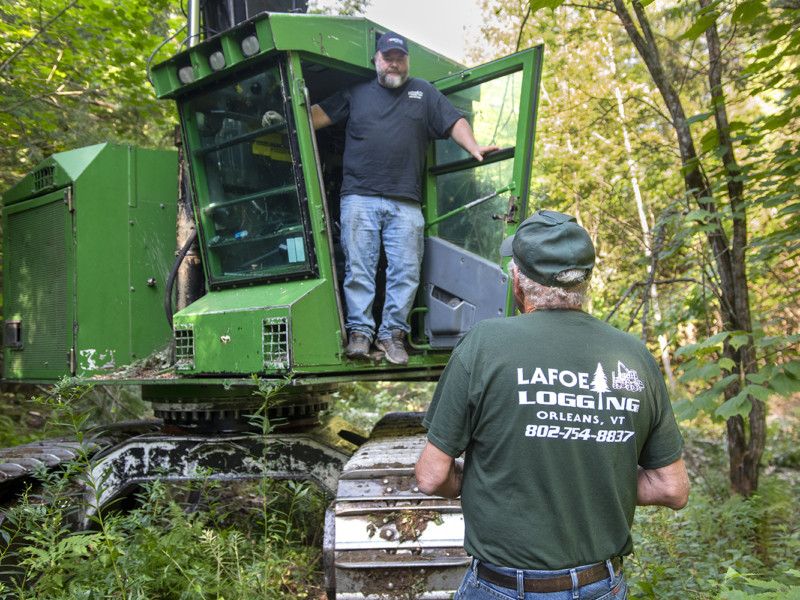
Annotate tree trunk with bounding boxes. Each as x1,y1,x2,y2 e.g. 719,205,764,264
701,0,765,494
610,0,764,494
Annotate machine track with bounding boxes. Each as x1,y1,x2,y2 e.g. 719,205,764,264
325,412,468,600
0,410,467,600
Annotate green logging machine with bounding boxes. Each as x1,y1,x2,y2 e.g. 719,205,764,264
2,3,543,598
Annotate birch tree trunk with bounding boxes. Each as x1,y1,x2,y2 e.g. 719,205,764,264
597,19,677,390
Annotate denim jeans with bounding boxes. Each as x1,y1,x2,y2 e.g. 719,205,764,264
454,560,628,600
339,194,424,341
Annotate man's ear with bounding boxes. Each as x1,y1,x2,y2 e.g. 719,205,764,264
511,268,525,313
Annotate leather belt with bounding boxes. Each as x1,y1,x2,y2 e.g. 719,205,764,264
476,557,622,594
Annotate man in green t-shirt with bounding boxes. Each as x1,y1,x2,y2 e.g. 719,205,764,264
415,210,689,600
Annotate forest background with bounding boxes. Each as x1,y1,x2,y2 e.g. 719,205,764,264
0,0,799,598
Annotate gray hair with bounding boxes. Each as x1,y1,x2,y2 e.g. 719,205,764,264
508,258,590,310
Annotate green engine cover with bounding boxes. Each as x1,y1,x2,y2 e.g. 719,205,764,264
2,143,178,380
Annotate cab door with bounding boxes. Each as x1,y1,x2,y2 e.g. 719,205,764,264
421,46,544,347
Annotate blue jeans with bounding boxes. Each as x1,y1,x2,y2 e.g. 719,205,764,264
339,194,424,341
454,560,628,600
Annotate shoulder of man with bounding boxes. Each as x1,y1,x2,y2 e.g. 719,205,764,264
452,315,521,352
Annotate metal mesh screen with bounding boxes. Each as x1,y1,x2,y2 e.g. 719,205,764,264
262,316,290,370
5,198,70,376
33,165,55,192
174,324,195,370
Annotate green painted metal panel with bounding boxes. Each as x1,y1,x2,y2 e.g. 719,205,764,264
172,279,343,374
269,13,463,80
152,13,463,101
2,144,178,380
3,190,74,378
3,144,106,205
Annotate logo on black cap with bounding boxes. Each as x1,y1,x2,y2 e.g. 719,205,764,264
376,32,408,55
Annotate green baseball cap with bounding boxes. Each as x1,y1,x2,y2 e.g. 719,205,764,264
499,210,595,287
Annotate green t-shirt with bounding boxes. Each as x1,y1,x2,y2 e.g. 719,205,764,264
422,309,684,570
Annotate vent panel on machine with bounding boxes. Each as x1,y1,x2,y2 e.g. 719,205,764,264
33,165,55,192
174,324,195,370
5,200,69,375
262,316,290,370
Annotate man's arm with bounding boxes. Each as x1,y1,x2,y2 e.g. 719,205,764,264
310,104,333,130
414,440,463,499
637,456,690,509
447,118,501,161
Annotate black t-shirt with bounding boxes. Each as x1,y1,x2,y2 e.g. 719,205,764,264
318,77,462,202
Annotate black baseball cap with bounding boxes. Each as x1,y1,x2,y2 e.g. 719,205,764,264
376,32,408,55
500,210,595,287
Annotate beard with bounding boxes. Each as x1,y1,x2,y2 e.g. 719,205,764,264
377,66,408,89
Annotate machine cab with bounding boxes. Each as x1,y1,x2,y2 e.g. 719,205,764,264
151,12,543,377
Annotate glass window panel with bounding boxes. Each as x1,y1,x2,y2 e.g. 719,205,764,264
435,158,514,261
433,70,523,262
182,66,312,283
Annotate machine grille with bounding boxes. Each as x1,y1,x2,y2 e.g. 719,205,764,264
5,199,70,375
262,316,290,370
174,324,195,370
33,165,55,191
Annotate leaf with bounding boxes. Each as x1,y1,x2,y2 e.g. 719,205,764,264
729,334,750,350
700,362,722,379
716,393,751,420
783,360,800,378
686,111,714,126
680,12,720,41
763,112,792,131
755,43,778,59
731,0,765,25
700,129,721,154
685,209,711,223
675,343,701,358
530,0,566,11
673,397,698,421
718,357,737,371
768,372,800,396
745,372,768,384
766,23,792,40
694,388,722,413
742,383,771,402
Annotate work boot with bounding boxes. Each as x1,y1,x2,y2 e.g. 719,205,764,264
377,329,408,365
345,331,370,358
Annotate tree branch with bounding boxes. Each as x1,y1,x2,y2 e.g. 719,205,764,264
0,0,81,75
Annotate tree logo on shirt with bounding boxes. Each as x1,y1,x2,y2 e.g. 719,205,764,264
591,363,610,406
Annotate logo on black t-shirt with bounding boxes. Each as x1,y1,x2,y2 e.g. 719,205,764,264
408,90,423,100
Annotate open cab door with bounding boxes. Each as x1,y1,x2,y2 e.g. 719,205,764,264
421,47,544,347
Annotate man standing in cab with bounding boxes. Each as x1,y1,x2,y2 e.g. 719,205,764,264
312,32,499,365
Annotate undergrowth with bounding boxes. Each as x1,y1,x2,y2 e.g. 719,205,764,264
0,379,798,599
627,415,800,599
0,378,326,599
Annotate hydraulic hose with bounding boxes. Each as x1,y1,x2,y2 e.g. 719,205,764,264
164,229,198,329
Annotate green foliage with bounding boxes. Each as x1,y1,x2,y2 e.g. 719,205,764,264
626,420,800,599
673,322,800,423
714,569,800,599
328,380,435,431
0,378,327,598
0,0,184,190
309,0,372,16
